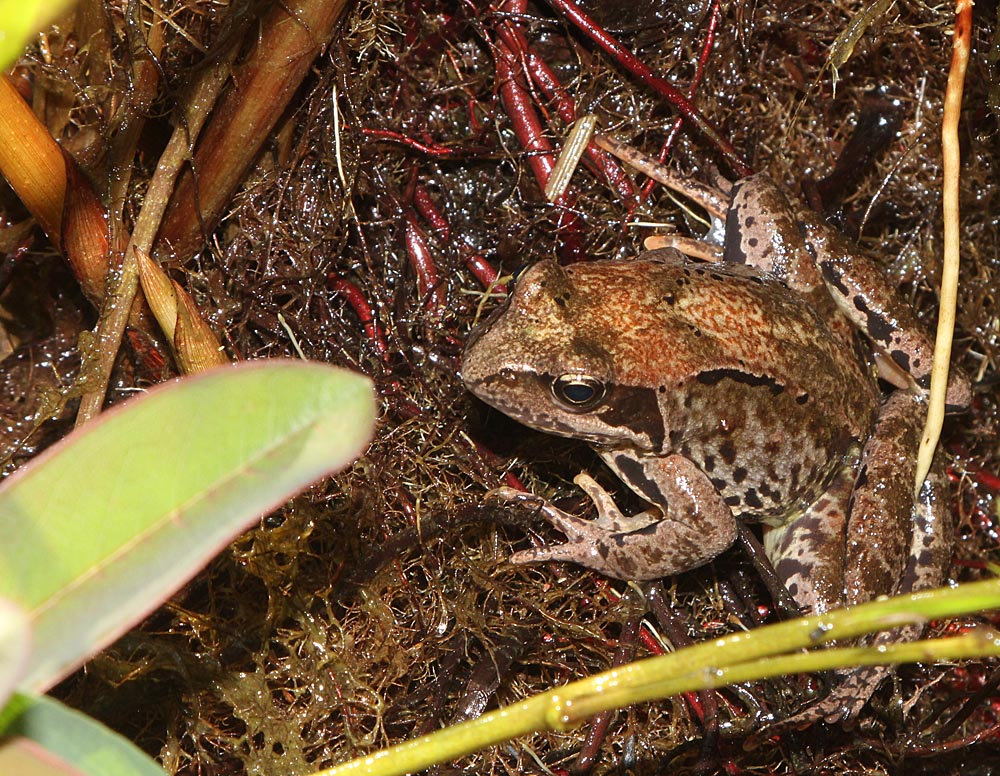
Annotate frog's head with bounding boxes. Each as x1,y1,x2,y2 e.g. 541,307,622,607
462,259,666,452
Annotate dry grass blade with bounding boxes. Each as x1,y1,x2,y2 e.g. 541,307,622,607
915,0,972,491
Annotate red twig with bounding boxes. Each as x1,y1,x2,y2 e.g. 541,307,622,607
404,215,445,312
411,180,507,293
958,459,1000,492
360,127,472,158
495,35,558,194
494,0,585,260
464,252,506,292
641,0,722,201
539,0,751,177
412,184,450,243
497,23,636,205
328,276,388,356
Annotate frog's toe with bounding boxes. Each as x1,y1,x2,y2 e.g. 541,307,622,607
815,667,887,723
749,667,890,746
510,541,589,568
486,486,542,504
509,535,661,581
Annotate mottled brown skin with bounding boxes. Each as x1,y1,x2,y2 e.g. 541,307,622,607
465,253,877,514
462,173,969,720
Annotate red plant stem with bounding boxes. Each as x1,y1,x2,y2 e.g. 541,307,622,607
328,276,388,356
965,463,1000,491
495,37,558,193
640,0,721,200
404,216,445,311
503,471,526,489
638,625,664,655
970,467,1000,491
360,127,466,158
539,0,751,177
497,23,636,205
411,182,507,293
464,252,507,292
413,184,450,242
639,622,706,722
495,0,585,260
466,96,484,134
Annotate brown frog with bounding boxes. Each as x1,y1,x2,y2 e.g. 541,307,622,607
462,167,969,718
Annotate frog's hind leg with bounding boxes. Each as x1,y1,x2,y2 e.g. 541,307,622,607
762,467,853,618
799,211,971,410
822,392,955,721
843,391,950,607
766,391,955,725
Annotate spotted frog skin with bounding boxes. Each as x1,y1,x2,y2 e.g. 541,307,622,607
463,173,970,717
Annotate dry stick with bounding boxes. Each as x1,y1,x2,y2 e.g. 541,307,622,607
914,0,971,492
75,1,167,426
74,57,237,425
82,0,351,421
539,0,751,177
107,0,166,225
131,56,238,254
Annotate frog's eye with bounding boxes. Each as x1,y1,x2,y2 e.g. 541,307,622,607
551,374,606,410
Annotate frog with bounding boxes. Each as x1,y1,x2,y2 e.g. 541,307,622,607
461,160,970,719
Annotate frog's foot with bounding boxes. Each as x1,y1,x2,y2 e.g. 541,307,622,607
502,455,739,582
498,476,662,578
592,133,731,217
805,668,886,724
571,473,661,532
488,481,652,533
751,667,891,742
764,621,924,734
643,234,723,263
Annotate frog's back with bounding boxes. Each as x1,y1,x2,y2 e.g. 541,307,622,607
561,255,880,518
462,254,879,519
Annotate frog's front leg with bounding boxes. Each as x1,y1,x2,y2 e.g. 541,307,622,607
501,454,738,581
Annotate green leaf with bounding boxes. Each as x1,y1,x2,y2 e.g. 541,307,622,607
0,360,375,692
0,693,165,776
0,598,29,708
0,0,75,71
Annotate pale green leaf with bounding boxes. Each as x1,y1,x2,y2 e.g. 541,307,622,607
0,360,375,691
0,0,75,71
0,598,29,707
0,693,165,776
